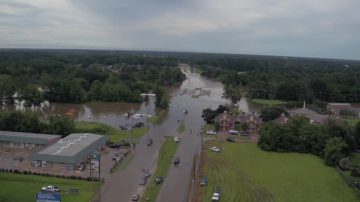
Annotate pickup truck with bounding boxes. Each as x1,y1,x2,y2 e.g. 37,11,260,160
41,185,60,192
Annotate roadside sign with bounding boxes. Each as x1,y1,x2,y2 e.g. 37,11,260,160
36,192,61,202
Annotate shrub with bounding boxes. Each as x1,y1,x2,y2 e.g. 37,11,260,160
339,157,352,171
323,137,349,166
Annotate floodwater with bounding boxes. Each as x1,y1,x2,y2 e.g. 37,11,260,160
101,64,234,202
3,64,260,129
40,65,260,129
2,64,259,201
0,65,259,127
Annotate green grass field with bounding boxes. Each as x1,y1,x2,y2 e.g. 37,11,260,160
252,99,287,105
202,143,358,202
75,121,148,143
141,138,179,202
0,173,100,202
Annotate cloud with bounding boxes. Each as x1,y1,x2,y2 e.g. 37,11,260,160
0,0,359,59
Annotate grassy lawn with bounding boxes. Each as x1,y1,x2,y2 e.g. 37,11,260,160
252,99,287,105
202,142,358,202
148,110,167,125
0,173,100,202
177,122,186,133
141,138,179,202
75,121,148,143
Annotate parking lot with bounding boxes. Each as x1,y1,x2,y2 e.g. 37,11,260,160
0,146,129,179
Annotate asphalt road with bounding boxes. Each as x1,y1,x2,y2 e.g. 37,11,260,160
157,128,202,202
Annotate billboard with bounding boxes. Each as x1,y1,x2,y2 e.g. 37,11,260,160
36,192,61,202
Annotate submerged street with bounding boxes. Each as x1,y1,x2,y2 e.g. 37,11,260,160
100,67,231,202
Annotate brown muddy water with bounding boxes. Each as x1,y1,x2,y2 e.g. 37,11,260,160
4,65,261,130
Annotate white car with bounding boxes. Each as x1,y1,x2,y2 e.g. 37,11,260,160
206,130,217,135
211,192,220,201
209,146,221,153
174,137,180,143
229,130,239,134
41,185,60,192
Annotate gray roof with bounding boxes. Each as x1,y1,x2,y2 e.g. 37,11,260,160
31,133,107,165
0,131,61,145
327,103,351,106
288,108,328,124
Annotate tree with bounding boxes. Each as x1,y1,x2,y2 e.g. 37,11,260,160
260,107,288,122
223,85,241,103
354,122,360,149
323,137,349,166
47,116,75,137
201,105,228,124
87,80,103,100
0,75,16,106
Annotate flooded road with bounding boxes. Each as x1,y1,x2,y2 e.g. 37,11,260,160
100,65,232,202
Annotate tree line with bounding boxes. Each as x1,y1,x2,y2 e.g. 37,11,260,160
259,115,360,167
0,111,74,137
0,50,185,109
187,55,360,103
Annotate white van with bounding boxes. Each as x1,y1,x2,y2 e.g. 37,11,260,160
174,137,180,143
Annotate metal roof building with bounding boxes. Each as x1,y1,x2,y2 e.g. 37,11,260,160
31,133,107,165
0,131,61,146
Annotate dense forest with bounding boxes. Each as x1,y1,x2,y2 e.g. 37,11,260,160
1,49,360,108
0,49,185,109
187,54,360,103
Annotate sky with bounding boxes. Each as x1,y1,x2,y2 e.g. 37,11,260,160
0,0,359,60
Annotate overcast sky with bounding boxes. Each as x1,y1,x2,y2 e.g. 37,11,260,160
0,0,359,59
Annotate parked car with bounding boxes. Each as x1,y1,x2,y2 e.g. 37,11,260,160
226,137,236,143
206,130,217,135
174,136,180,143
174,157,181,166
229,130,239,134
41,185,60,192
155,176,164,184
200,176,208,186
209,146,221,153
212,192,220,202
211,187,222,202
131,194,140,201
147,139,153,146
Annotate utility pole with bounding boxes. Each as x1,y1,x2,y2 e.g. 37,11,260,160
193,154,196,182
